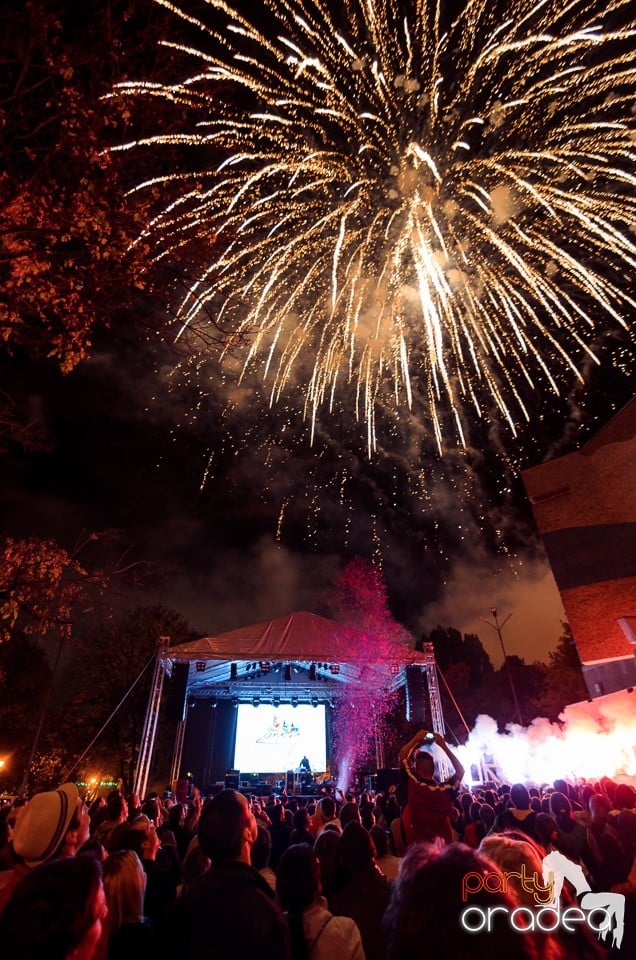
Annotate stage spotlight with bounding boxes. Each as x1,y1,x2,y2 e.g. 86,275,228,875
273,697,280,708
231,696,238,708
311,698,318,708
330,664,340,674
195,661,206,673
309,664,316,681
209,698,217,708
188,699,196,709
253,698,260,708
291,697,299,708
261,661,270,673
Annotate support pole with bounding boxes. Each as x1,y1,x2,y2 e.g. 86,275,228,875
373,707,385,770
481,609,523,725
169,711,188,791
133,648,168,800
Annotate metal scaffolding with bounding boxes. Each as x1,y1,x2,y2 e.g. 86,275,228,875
133,647,170,799
420,643,450,780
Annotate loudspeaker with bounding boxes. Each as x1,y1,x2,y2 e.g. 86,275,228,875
376,768,402,791
225,769,240,789
286,770,295,793
405,665,426,723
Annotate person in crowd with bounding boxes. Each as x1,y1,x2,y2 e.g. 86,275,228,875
176,845,211,900
290,807,314,847
268,800,292,871
339,801,362,830
252,799,272,828
117,818,176,937
535,812,560,853
251,823,276,891
278,843,365,959
126,794,142,822
384,841,540,960
462,801,485,848
369,825,400,881
141,797,165,827
155,813,181,880
371,795,388,831
388,783,408,856
550,791,592,867
587,793,632,889
183,788,203,838
0,853,106,960
358,793,375,832
100,849,155,959
0,782,90,914
329,821,391,960
574,785,597,828
94,793,128,849
314,827,342,900
479,835,565,960
609,784,636,861
171,789,290,959
398,729,464,845
497,783,538,841
0,810,13,871
479,801,495,836
89,797,109,835
311,796,340,836
459,792,473,833
383,787,401,827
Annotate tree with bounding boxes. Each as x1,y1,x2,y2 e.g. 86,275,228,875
58,604,197,791
0,532,141,644
0,1,160,372
0,630,52,791
534,622,589,720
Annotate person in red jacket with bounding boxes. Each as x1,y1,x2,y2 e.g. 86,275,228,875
398,730,464,845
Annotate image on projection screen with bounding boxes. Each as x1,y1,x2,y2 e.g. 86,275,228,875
233,704,327,773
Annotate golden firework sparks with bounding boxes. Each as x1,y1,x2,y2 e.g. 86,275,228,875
115,0,635,455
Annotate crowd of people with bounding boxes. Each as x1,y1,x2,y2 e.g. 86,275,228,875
0,728,634,959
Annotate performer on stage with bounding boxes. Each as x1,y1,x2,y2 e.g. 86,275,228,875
298,756,312,789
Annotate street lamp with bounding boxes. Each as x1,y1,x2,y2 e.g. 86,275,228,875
481,607,523,725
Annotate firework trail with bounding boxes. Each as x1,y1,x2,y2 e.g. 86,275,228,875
117,0,635,455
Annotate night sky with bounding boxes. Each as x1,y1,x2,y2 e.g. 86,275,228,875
2,0,634,670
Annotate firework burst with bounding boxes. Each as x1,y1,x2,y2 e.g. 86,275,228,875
116,0,635,455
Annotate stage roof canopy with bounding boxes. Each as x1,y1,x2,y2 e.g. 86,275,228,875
168,611,432,701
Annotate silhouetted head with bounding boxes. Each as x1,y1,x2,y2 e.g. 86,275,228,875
510,784,530,810
414,751,435,780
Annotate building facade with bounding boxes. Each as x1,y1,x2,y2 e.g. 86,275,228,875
522,400,636,697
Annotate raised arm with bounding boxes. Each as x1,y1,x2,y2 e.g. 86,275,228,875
433,732,465,783
398,729,429,764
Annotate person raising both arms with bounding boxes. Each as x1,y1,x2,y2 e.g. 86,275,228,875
398,730,465,846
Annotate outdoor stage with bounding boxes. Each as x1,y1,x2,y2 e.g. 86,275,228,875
134,610,444,798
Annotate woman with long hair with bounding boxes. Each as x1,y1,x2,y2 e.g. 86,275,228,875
100,850,156,959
